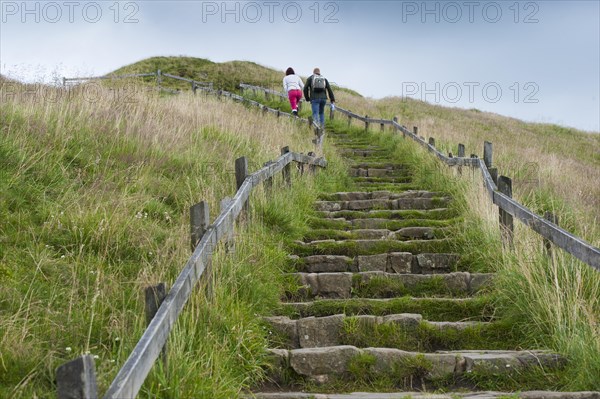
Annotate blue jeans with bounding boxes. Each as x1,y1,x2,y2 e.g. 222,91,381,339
311,98,327,127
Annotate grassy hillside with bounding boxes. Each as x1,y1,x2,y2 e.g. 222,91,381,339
110,55,362,96
2,58,598,397
0,77,351,397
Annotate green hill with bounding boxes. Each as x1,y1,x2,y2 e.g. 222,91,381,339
1,57,598,398
111,55,362,96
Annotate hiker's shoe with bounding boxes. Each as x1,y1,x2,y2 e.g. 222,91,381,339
292,110,298,116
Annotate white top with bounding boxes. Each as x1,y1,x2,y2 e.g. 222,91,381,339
283,74,304,92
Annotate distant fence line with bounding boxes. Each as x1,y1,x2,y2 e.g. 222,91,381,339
56,73,328,399
63,69,213,93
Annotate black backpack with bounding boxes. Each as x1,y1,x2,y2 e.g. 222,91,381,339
312,75,326,92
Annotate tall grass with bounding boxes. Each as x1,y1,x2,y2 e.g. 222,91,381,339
0,79,329,397
328,119,600,390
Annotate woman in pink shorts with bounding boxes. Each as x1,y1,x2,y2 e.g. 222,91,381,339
283,67,304,116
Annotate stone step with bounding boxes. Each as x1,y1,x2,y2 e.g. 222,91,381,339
290,253,460,274
308,217,456,231
352,176,413,184
284,271,493,300
351,163,409,170
314,198,450,212
264,313,504,351
316,208,455,221
343,155,394,162
277,296,494,321
352,182,420,192
264,345,565,386
349,168,412,178
341,149,390,157
303,227,446,242
318,190,445,202
289,238,453,257
251,392,600,399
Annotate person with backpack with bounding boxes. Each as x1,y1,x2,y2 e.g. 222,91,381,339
303,67,335,129
283,67,304,116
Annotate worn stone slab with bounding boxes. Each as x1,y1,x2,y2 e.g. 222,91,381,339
394,198,450,210
382,313,423,330
346,199,395,211
353,229,395,240
357,254,389,272
351,218,396,229
264,316,299,348
396,227,435,240
416,253,460,273
289,346,360,378
301,255,354,273
298,315,345,348
387,252,413,273
357,271,471,295
316,273,354,298
367,168,395,177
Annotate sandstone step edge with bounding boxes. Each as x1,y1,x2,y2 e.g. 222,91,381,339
285,272,493,300
249,391,600,399
265,345,565,383
264,313,489,349
290,253,460,274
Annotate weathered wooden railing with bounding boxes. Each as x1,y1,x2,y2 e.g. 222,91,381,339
329,104,600,271
239,82,286,99
63,69,213,92
56,149,326,398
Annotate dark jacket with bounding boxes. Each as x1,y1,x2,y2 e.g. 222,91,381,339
303,74,335,102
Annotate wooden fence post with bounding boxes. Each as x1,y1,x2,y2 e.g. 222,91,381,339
483,141,493,169
56,355,98,399
365,115,369,131
263,161,274,197
544,211,559,260
489,168,499,185
145,283,167,368
457,143,465,175
429,137,435,147
380,122,384,132
281,146,291,187
220,197,235,253
498,176,514,248
298,154,305,176
330,106,335,120
235,157,249,214
308,151,316,174
347,113,352,128
413,126,418,136
156,69,162,87
190,201,210,251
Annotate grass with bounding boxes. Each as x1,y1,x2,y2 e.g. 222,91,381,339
3,59,599,396
0,79,348,397
339,317,520,352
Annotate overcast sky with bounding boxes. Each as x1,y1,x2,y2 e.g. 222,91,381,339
1,1,599,131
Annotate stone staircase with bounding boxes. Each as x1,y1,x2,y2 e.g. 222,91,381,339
250,128,597,399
